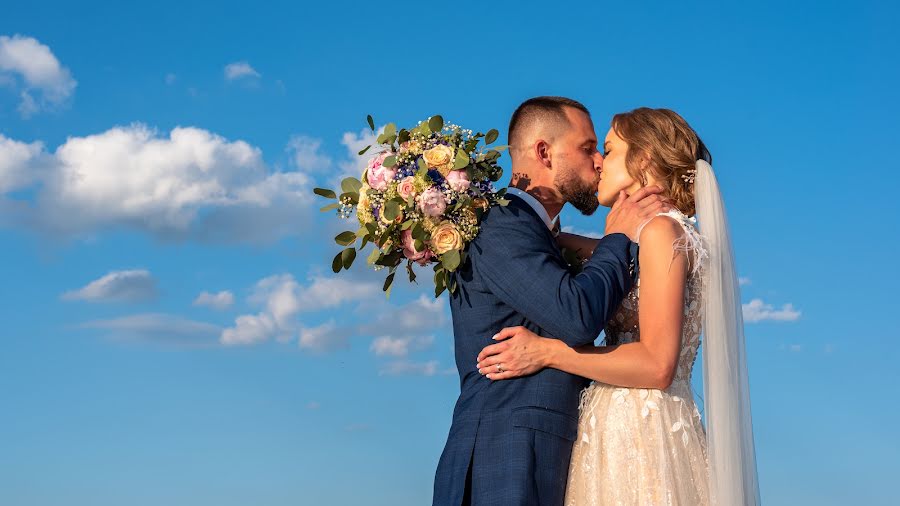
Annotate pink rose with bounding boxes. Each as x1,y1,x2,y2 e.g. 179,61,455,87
417,187,448,217
446,169,471,192
365,152,397,191
400,229,434,265
397,176,417,200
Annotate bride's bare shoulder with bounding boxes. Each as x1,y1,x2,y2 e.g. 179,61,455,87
638,215,691,269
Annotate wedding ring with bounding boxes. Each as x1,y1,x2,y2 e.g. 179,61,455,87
497,364,503,373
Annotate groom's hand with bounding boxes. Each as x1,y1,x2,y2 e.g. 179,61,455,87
604,186,672,243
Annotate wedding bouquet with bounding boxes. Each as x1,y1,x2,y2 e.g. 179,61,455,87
314,115,509,297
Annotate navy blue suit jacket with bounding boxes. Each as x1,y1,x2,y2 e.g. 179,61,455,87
433,194,637,506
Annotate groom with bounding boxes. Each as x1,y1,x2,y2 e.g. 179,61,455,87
433,97,668,505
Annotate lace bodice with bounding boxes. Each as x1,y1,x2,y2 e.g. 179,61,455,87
604,210,708,389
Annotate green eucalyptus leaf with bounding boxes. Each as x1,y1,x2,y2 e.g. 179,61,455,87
383,155,398,168
341,248,357,270
367,246,382,265
376,250,403,267
341,177,363,194
384,123,397,137
367,115,375,131
358,145,372,156
453,149,469,170
314,187,337,199
411,222,427,241
320,203,340,212
332,251,343,273
335,231,357,246
434,269,447,297
383,200,401,221
485,129,499,145
383,271,395,292
398,129,410,144
406,261,417,283
429,115,444,133
442,249,461,272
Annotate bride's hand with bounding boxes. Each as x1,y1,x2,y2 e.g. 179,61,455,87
476,326,561,380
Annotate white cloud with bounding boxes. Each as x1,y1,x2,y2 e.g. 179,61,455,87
62,269,157,303
338,127,381,185
286,135,331,172
80,313,221,347
294,275,381,312
17,89,38,117
221,274,380,347
361,294,447,336
221,312,277,346
224,61,260,81
193,290,234,310
378,359,454,377
742,298,801,323
0,134,44,193
0,34,77,117
222,274,298,345
370,335,435,357
299,320,355,352
0,124,314,244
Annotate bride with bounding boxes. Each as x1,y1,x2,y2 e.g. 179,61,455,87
475,108,760,505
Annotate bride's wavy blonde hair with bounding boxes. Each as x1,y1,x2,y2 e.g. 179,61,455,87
611,108,711,217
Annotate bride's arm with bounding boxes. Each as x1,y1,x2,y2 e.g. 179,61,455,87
477,216,688,390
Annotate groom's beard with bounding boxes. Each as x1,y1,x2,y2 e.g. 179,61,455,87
555,169,600,216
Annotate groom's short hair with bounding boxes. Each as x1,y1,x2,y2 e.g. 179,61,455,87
508,96,590,148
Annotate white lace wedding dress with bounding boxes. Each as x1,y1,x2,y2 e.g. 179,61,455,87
565,210,711,506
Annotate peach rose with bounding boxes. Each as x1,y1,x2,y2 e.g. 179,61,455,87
431,221,463,255
422,144,455,176
397,176,417,200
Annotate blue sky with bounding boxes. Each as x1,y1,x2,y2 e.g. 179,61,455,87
1,1,897,504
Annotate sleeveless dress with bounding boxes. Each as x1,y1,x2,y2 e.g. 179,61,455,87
564,210,711,506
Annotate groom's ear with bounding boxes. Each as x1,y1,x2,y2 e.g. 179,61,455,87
535,139,553,169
